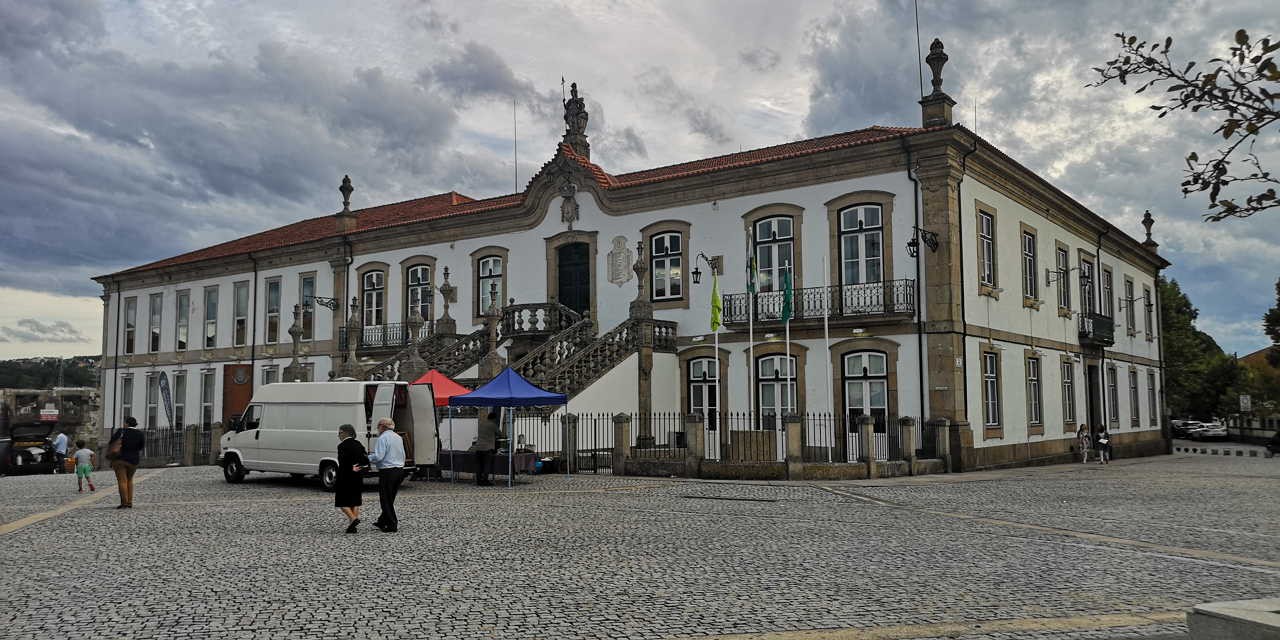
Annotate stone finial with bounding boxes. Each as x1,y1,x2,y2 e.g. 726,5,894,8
339,175,354,212
1140,210,1160,251
436,266,456,335
283,303,305,382
926,39,948,95
562,81,590,159
629,240,653,319
919,38,956,127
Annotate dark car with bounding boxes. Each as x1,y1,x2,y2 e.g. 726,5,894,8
5,423,61,474
1171,420,1202,438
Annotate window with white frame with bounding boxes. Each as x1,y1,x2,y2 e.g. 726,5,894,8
1147,371,1157,427
1055,248,1071,309
1021,231,1037,300
120,375,134,420
406,264,433,322
1101,268,1114,318
299,274,315,341
978,211,996,287
123,297,137,355
1079,259,1096,315
755,354,796,430
175,290,190,351
145,372,159,429
1107,365,1119,422
477,256,503,315
173,371,186,428
753,217,793,293
1124,277,1136,333
203,286,218,349
1026,356,1042,426
148,292,162,353
362,271,385,327
200,370,215,428
265,278,282,344
843,351,888,429
1143,285,1153,337
1061,360,1076,423
651,232,683,301
233,281,249,347
687,357,719,428
839,204,883,285
1129,369,1140,427
982,351,1001,426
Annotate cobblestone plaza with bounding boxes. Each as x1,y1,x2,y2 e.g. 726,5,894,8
2,452,1276,639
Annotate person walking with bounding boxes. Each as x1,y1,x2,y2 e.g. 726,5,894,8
50,430,69,474
366,418,405,533
1077,425,1092,464
72,440,96,492
472,410,498,487
107,417,146,509
334,424,369,534
1096,427,1111,465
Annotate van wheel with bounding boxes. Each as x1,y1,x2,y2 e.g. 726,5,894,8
320,462,338,492
223,456,247,484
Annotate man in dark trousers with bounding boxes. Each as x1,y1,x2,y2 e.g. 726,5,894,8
366,418,406,532
473,410,498,486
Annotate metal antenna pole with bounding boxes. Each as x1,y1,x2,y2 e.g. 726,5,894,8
914,0,925,98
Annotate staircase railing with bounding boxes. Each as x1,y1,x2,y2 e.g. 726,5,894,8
509,315,596,384
500,301,581,341
425,327,489,377
543,318,677,397
363,331,457,381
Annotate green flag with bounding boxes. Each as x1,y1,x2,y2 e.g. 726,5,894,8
781,267,793,323
746,254,757,294
710,272,722,332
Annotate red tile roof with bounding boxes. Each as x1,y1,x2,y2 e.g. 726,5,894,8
111,125,930,277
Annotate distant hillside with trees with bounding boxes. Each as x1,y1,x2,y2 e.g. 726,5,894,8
0,356,99,389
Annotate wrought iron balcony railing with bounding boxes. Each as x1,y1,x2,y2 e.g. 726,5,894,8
720,279,915,324
1078,312,1115,348
338,322,433,352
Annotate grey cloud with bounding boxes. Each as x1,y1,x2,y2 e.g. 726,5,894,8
739,46,781,72
0,319,90,344
635,67,732,144
0,0,104,62
420,42,560,120
404,0,458,33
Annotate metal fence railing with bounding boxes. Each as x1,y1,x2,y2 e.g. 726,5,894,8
139,428,184,467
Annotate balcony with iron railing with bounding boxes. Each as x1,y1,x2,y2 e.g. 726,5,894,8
339,322,434,352
1078,312,1115,348
720,279,915,325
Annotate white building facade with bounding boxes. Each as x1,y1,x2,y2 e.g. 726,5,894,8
95,44,1169,470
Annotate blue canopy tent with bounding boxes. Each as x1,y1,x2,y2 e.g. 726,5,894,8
449,367,567,487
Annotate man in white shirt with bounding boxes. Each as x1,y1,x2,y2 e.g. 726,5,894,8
50,430,69,474
366,418,406,532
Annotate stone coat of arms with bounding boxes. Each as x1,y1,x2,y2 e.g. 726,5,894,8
607,236,633,287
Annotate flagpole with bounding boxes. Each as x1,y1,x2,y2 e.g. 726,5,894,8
784,262,792,462
746,232,756,429
821,255,833,463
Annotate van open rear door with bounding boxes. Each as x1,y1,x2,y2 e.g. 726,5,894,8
366,383,396,449
407,383,439,467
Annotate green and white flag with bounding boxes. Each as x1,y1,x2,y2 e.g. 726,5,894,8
781,267,794,323
710,272,723,332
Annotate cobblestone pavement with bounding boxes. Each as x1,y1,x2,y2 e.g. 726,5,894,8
1,452,1277,639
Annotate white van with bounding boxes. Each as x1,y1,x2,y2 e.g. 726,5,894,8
217,381,438,490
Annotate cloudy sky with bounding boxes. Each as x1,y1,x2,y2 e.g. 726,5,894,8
0,0,1275,359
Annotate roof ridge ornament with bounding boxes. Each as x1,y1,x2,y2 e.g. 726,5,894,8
925,38,948,95
1141,210,1160,252
918,38,956,127
339,175,354,213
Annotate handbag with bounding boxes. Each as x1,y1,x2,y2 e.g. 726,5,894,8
106,432,123,461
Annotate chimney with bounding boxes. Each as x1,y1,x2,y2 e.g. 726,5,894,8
335,175,357,234
919,38,956,127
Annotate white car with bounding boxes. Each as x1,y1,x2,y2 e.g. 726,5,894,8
1188,422,1228,441
218,381,439,490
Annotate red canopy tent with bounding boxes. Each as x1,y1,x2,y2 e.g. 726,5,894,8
410,369,471,407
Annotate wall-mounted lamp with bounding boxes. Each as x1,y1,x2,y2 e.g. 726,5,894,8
690,252,723,285
906,226,940,258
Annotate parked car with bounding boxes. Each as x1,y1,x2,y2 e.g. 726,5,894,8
1188,422,1228,441
1172,421,1203,438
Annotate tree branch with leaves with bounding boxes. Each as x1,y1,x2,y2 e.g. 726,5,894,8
1090,30,1279,221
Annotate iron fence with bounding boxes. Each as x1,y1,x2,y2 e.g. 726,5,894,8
630,412,687,459
721,279,915,324
139,428,184,467
508,411,616,473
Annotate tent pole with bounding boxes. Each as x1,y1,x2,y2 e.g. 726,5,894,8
506,407,514,489
448,406,455,484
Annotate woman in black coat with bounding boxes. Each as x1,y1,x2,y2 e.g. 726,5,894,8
335,424,369,533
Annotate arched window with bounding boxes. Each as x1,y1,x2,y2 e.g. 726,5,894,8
405,264,433,323
753,216,793,293
687,357,719,427
362,271,385,327
755,353,796,430
842,351,888,429
477,255,504,315
838,204,883,285
651,232,683,301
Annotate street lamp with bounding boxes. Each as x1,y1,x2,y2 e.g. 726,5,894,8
690,252,722,285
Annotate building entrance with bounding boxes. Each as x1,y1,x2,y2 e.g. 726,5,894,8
557,242,591,316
